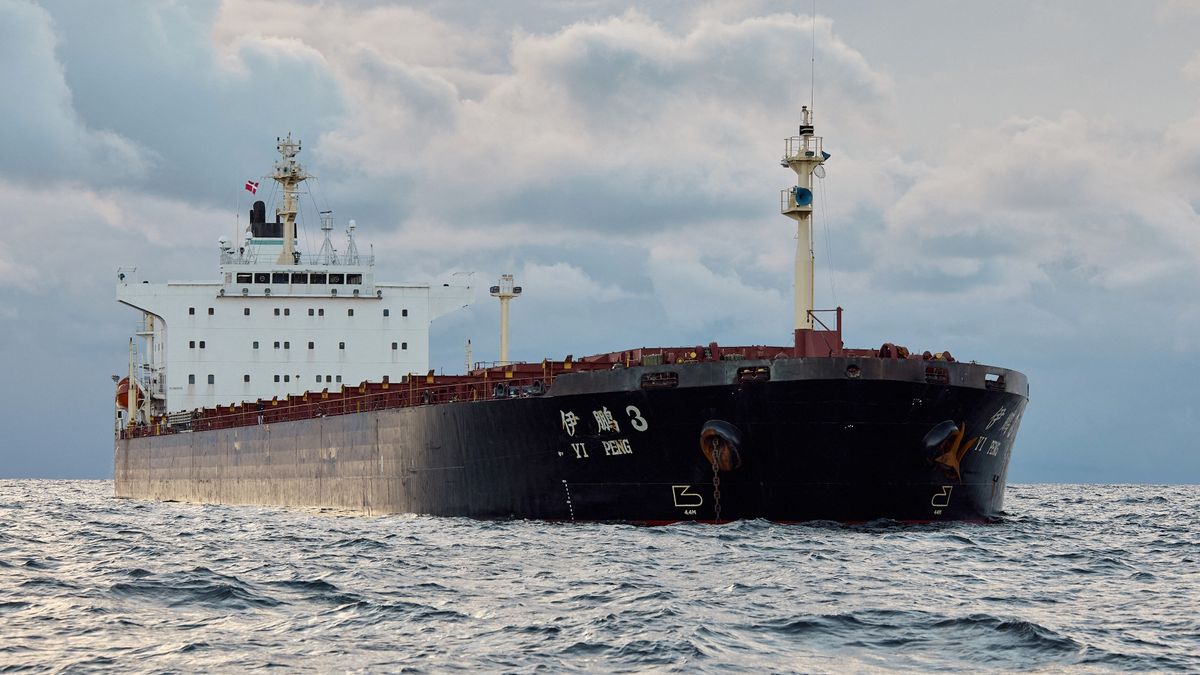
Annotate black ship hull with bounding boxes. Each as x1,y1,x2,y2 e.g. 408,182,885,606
116,357,1027,523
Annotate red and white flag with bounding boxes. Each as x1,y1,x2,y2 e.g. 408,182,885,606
244,180,259,194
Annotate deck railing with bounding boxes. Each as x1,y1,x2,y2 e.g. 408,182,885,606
783,135,824,162
219,252,375,267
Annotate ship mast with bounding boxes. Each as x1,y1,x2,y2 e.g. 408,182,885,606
780,106,828,331
273,134,308,265
489,275,521,365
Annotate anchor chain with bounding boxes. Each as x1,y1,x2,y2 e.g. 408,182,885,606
710,437,722,523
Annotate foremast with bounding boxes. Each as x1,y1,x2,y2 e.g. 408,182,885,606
273,133,308,265
780,106,841,357
780,106,829,331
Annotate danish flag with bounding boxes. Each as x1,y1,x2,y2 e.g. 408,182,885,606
244,180,259,195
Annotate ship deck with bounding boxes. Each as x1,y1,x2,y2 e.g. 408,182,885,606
118,339,975,440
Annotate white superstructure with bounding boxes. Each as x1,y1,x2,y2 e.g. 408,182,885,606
117,136,472,418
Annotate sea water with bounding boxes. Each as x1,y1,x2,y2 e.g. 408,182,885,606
0,481,1196,672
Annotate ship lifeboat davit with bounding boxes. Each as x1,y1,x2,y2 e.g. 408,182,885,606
700,420,743,472
115,377,142,409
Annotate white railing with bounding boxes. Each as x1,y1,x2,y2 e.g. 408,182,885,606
220,251,374,266
783,135,824,162
780,188,809,213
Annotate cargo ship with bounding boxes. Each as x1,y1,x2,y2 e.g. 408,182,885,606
115,112,1028,523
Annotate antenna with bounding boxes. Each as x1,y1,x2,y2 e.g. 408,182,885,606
318,210,337,265
810,0,817,110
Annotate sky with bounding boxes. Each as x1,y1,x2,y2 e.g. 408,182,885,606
2,0,1199,482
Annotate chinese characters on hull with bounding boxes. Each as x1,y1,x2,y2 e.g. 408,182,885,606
559,405,649,459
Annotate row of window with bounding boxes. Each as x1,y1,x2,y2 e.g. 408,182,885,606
189,341,408,350
187,374,346,385
189,307,408,317
235,272,364,285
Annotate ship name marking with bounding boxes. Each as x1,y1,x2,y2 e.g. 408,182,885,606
626,405,648,432
560,410,580,437
593,406,620,433
986,439,1002,456
602,439,633,456
1000,410,1020,438
570,442,589,459
986,407,1007,430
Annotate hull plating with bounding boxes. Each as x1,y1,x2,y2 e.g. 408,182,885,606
115,358,1027,522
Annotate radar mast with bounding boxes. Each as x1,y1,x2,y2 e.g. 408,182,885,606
273,133,308,265
780,106,828,331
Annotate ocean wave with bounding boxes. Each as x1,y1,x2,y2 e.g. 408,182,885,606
0,481,1196,672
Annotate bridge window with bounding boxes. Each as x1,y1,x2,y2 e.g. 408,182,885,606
318,308,324,317
284,341,290,349
274,375,280,382
207,307,214,316
308,308,314,316
253,341,259,349
189,307,195,315
347,274,362,285
243,374,250,383
244,307,250,316
347,308,354,317
254,273,270,283
284,308,290,316
315,375,321,383
199,341,205,349
290,273,308,284
236,273,252,284
329,273,344,284
274,341,280,349
339,342,345,350
189,340,195,348
391,342,397,350
326,375,332,383
272,272,288,284
402,309,408,317
336,375,342,383
308,341,314,349
284,374,290,382
310,273,327,284
274,308,280,316
207,374,214,384
402,342,408,350
383,309,389,317
188,374,195,384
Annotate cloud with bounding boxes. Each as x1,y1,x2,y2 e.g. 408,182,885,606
1184,51,1200,81
209,3,896,240
0,178,230,301
641,234,790,337
32,0,342,205
878,112,1200,297
0,0,153,183
0,242,36,292
519,261,641,304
